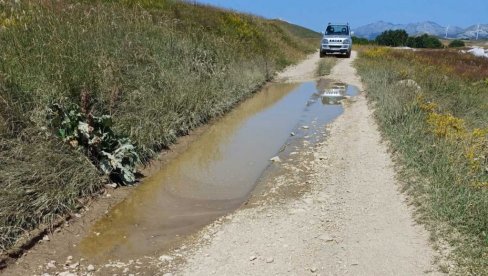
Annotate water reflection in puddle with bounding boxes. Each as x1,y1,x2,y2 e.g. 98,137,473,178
79,79,359,261
316,79,359,105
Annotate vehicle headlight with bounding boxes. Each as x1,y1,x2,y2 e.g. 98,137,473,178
343,39,351,44
322,39,328,44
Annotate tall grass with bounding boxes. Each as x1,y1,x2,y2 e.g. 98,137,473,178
0,0,319,252
356,48,488,274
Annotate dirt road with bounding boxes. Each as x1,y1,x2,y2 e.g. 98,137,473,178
4,52,441,276
175,52,440,275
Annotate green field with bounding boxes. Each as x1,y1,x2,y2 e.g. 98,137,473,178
0,0,319,253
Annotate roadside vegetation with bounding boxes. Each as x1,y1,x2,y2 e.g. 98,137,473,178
356,47,488,274
449,39,466,48
375,29,443,48
352,36,374,45
0,0,319,253
405,33,443,48
316,58,337,76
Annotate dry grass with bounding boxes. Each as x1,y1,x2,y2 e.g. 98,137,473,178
356,47,488,274
0,0,320,252
389,49,488,81
316,57,337,76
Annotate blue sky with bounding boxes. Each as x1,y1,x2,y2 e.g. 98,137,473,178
195,0,488,31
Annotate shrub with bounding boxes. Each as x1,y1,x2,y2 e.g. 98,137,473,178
406,34,443,49
375,29,408,47
374,29,444,49
449,39,466,48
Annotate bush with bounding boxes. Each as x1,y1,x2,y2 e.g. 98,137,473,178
374,29,444,49
449,39,466,48
406,34,443,48
375,29,408,47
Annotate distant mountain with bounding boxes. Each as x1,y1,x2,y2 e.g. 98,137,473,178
353,21,403,40
404,21,445,37
458,24,488,39
447,26,465,37
353,21,488,40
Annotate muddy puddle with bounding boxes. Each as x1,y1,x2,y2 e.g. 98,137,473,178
78,79,359,262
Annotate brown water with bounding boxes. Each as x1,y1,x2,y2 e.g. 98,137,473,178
78,80,359,261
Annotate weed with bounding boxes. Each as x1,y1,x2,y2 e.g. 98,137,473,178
46,102,140,184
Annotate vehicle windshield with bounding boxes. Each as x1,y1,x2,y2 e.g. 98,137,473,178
325,25,349,35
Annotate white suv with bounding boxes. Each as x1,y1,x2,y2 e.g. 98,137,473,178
320,23,352,58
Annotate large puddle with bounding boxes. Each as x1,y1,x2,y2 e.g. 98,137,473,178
78,79,359,261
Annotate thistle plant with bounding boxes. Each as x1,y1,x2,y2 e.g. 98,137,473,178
47,102,140,185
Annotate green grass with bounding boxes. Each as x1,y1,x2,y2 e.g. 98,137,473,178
0,0,320,252
356,48,488,274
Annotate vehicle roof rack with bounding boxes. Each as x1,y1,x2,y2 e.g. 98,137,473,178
327,22,349,26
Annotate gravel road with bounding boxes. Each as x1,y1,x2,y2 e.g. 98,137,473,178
175,52,441,276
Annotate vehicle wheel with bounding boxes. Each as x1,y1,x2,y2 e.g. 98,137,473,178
345,51,351,58
320,52,325,58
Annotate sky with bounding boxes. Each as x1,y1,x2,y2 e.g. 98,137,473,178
195,0,488,31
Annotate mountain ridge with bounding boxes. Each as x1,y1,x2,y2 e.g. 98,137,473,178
353,21,488,40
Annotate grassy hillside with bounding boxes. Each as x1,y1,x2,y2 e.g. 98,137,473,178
0,0,320,253
272,19,321,39
356,48,488,274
